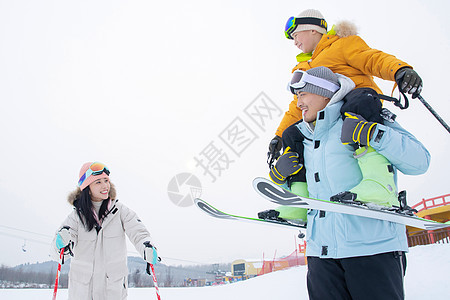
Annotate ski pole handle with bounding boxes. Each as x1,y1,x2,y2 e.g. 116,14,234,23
52,248,64,300
417,95,450,134
146,263,161,300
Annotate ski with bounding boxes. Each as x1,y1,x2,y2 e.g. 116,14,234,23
253,177,450,230
194,198,305,229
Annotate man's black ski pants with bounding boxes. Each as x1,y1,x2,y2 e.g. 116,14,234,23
307,251,406,300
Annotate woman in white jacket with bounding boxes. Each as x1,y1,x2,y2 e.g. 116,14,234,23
52,161,158,300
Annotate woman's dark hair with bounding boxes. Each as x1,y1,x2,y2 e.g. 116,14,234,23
73,188,110,231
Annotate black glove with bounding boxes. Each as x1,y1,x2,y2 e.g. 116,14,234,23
395,67,423,99
268,135,282,154
269,147,303,185
341,112,377,146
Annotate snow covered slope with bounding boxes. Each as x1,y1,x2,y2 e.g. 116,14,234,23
1,243,449,299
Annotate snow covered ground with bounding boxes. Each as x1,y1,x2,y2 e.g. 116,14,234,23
1,243,449,299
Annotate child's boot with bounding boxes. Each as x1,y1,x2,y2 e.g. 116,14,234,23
258,181,308,225
349,146,398,207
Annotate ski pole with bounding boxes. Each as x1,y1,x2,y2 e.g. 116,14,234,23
52,248,64,300
146,263,161,300
417,95,450,134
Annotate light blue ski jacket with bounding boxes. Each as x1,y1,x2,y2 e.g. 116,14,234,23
294,75,430,259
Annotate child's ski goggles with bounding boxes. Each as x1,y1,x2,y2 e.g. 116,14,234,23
284,16,328,39
78,162,110,187
289,70,340,95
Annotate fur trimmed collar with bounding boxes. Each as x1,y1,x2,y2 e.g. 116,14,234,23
334,21,358,38
67,183,117,205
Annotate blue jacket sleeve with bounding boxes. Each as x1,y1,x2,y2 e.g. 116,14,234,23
369,121,430,175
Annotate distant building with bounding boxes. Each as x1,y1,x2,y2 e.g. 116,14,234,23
232,243,307,277
184,278,206,287
407,194,450,246
231,259,262,277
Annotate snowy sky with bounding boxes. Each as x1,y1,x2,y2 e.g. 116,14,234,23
0,0,449,267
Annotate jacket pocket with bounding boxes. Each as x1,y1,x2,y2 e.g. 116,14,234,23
106,259,129,281
344,215,396,243
306,210,318,241
106,275,128,300
69,259,93,284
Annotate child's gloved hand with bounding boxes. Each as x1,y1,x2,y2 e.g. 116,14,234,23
395,67,423,99
269,147,303,185
341,112,377,146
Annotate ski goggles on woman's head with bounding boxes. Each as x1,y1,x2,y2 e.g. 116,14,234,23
77,162,110,187
288,70,340,95
284,16,328,39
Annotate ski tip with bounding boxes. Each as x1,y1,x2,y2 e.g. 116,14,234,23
252,177,270,188
194,198,203,205
253,177,267,182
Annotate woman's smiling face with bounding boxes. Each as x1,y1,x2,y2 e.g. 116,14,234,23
89,178,110,202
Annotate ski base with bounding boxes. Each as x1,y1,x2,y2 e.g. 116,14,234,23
194,198,305,229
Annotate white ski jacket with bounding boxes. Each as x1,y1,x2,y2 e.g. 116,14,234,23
52,191,153,300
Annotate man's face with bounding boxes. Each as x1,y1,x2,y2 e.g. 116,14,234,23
292,30,322,53
296,91,330,122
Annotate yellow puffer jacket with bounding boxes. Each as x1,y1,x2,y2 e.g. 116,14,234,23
276,21,411,137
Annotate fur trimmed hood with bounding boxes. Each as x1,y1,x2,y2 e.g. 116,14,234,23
327,73,356,106
67,182,117,205
334,21,358,38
